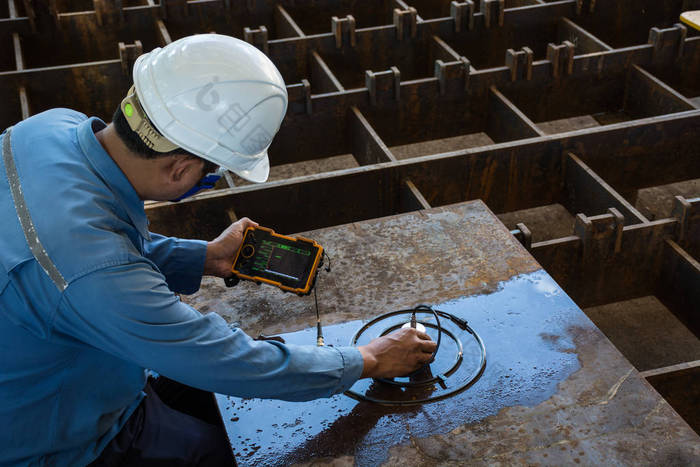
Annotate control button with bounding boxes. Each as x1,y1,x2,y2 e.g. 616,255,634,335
241,244,255,259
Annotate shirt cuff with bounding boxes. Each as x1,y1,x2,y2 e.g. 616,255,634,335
333,346,364,393
168,239,208,294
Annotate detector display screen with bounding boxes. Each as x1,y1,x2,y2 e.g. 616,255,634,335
255,240,312,281
232,227,323,294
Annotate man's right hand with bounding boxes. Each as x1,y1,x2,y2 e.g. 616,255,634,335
357,328,437,379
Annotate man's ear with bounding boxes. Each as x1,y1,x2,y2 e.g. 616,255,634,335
166,154,202,183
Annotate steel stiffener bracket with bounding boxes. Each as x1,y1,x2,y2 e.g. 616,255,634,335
331,15,356,49
481,0,504,29
574,207,624,260
648,23,687,64
287,79,312,115
160,0,188,20
547,41,575,78
505,47,534,82
450,1,475,32
119,41,143,76
510,223,532,250
671,196,699,244
244,26,269,55
393,7,417,40
435,57,471,95
366,67,401,106
576,0,596,15
94,0,123,26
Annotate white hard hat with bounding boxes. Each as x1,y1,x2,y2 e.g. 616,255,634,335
129,34,287,183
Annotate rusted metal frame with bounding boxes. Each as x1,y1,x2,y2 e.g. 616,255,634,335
18,86,29,119
545,40,574,79
392,5,417,41
243,25,269,54
432,35,472,94
146,111,700,240
639,360,700,380
366,67,401,106
263,16,679,98
349,106,394,165
156,18,172,45
282,83,699,194
310,51,343,93
408,0,575,53
286,79,312,115
672,196,700,258
558,17,612,52
159,0,188,21
623,65,696,120
118,40,143,76
21,0,59,31
566,110,700,195
431,34,463,62
93,0,123,27
274,4,304,38
505,46,534,81
0,60,129,125
15,8,157,69
8,0,23,71
422,1,576,72
489,57,683,134
564,152,648,225
330,15,356,48
656,239,700,335
272,89,369,165
9,0,26,119
488,85,544,141
640,359,700,434
0,16,31,36
574,209,625,259
572,0,684,49
625,65,698,116
450,1,475,32
648,22,687,66
510,222,532,249
147,168,400,240
400,179,431,212
530,219,679,308
434,57,471,95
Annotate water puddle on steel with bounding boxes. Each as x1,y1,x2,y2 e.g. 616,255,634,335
216,270,589,466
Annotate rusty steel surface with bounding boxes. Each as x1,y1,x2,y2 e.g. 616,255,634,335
183,201,700,465
184,201,540,335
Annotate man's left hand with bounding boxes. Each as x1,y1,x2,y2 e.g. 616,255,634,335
204,217,258,278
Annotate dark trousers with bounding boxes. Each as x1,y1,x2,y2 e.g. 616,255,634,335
89,378,235,466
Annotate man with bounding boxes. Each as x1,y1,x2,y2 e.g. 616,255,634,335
0,34,436,466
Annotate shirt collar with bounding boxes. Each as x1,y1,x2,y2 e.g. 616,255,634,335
76,117,151,241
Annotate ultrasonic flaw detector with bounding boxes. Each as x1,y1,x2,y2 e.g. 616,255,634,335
225,226,324,296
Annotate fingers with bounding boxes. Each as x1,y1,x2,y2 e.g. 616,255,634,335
237,217,259,229
419,339,437,354
398,327,437,354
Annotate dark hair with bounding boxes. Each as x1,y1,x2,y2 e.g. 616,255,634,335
112,106,218,174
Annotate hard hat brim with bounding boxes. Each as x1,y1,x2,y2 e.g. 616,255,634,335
229,151,270,183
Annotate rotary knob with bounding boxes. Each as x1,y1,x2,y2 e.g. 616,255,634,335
241,244,255,259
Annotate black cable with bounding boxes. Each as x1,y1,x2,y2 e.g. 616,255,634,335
314,251,331,346
313,286,324,346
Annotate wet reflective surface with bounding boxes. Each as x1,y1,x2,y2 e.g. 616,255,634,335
216,270,589,466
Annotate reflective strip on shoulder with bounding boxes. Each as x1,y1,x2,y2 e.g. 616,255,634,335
2,127,68,291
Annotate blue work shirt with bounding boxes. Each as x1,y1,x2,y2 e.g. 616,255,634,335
0,109,364,466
